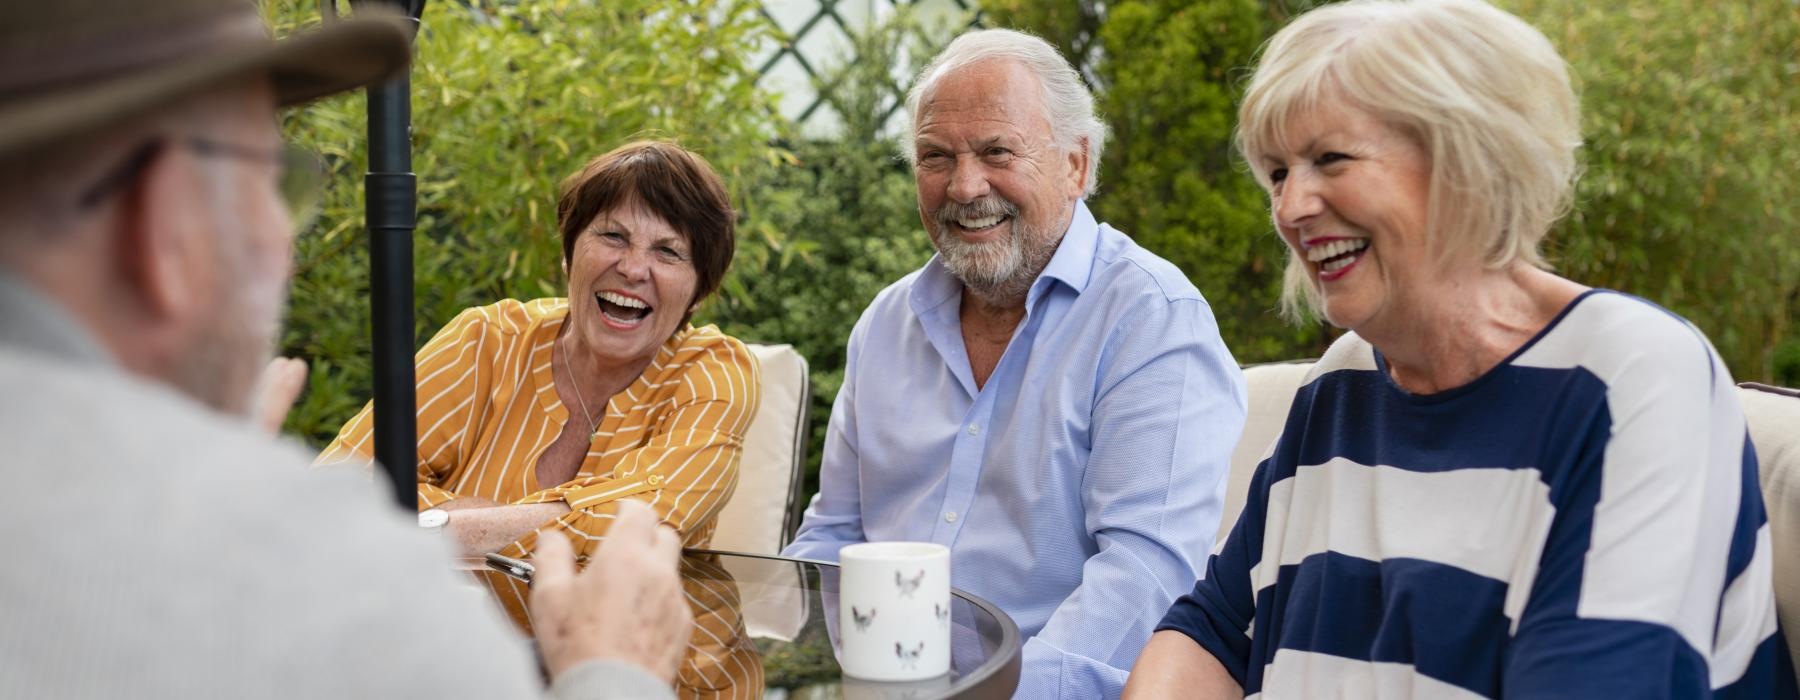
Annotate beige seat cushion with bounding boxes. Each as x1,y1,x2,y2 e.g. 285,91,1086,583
711,343,808,555
1739,383,1800,676
1222,362,1314,533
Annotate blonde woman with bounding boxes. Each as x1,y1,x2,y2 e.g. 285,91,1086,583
1125,1,1789,697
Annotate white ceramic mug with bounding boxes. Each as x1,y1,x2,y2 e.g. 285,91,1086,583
837,541,952,681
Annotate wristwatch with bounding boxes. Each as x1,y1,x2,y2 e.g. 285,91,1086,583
418,508,450,530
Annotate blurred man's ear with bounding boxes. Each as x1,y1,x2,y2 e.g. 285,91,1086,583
117,146,210,326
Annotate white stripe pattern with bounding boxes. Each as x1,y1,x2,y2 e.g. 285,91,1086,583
1514,294,1755,663
1250,650,1487,700
1250,459,1555,632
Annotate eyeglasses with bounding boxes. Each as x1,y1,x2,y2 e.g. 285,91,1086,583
78,138,327,232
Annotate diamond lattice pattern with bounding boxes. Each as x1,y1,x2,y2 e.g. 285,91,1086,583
753,0,984,138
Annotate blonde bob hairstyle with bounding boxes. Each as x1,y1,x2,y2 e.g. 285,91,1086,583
1237,0,1582,321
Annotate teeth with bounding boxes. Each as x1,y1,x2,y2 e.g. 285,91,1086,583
1305,238,1369,263
598,291,648,309
958,215,1003,229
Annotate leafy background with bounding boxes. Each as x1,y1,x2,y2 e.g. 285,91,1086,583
274,0,1800,498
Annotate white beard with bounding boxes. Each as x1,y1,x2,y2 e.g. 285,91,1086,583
929,197,1059,304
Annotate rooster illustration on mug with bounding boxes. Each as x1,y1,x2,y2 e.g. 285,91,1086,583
895,569,925,598
895,641,925,669
851,606,876,632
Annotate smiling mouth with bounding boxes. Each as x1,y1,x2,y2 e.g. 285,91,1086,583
1307,238,1370,277
952,214,1011,235
937,197,1019,238
595,291,652,326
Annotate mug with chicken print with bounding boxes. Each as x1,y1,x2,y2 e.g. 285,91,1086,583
837,541,951,681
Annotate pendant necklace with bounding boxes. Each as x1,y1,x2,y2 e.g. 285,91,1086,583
559,335,600,438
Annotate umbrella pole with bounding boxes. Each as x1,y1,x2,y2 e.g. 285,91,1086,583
355,0,426,511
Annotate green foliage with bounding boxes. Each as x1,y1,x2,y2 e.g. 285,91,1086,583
705,16,936,489
755,635,841,689
987,0,1331,364
270,0,791,443
1503,0,1800,384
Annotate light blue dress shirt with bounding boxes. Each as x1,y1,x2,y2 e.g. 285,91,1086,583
783,201,1248,698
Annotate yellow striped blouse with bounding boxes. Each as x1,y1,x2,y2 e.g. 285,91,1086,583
317,298,763,698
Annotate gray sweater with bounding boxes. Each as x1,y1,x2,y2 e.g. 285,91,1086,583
0,274,674,699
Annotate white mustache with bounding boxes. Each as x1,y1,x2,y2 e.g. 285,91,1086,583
934,197,1019,227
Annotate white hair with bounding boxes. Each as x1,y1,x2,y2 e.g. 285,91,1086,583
1237,0,1582,321
902,28,1109,197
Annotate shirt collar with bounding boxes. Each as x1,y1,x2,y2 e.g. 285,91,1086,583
1031,200,1098,300
0,268,114,366
910,199,1100,315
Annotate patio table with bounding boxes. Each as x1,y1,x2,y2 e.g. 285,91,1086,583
457,549,1021,699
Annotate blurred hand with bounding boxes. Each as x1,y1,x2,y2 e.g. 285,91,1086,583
254,357,308,434
530,499,691,685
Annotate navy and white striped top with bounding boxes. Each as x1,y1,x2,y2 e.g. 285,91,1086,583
1158,291,1794,698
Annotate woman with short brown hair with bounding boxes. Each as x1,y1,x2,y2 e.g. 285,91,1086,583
320,140,763,696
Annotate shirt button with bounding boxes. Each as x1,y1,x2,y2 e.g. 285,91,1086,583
945,511,959,523
646,474,664,486
967,423,980,436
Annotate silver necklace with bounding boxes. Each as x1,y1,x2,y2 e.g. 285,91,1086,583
559,334,599,437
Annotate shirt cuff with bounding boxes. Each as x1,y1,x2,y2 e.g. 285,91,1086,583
547,659,674,700
563,473,665,510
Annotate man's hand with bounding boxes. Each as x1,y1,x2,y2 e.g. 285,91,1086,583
530,499,691,685
253,357,308,434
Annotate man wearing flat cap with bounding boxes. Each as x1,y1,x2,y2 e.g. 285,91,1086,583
0,2,691,697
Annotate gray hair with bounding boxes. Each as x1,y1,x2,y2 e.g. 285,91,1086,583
902,28,1109,197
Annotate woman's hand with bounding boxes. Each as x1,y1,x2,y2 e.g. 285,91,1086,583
531,500,691,685
253,357,308,435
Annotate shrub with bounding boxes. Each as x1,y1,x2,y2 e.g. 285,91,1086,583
1506,0,1800,384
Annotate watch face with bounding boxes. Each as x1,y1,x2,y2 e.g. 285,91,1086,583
419,509,450,529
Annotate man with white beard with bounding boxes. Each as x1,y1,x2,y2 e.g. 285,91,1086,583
783,29,1248,698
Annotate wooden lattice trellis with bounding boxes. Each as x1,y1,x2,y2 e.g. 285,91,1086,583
752,0,985,136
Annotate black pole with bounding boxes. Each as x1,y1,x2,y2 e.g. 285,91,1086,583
353,0,425,511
